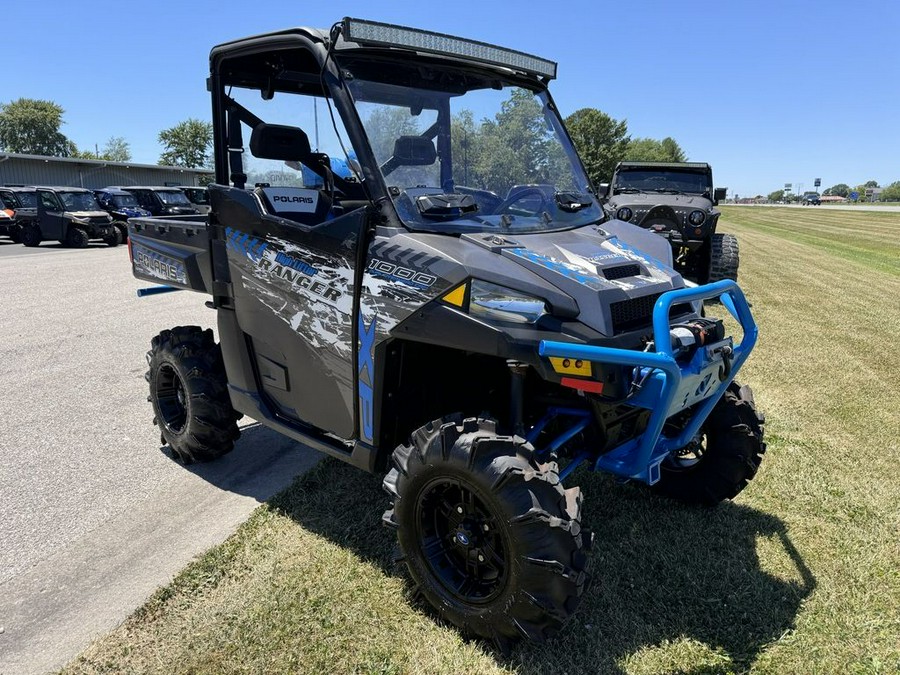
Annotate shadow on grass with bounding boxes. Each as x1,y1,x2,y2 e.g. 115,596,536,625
267,457,815,674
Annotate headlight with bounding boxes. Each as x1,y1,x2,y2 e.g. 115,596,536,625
469,280,547,324
688,210,706,226
616,207,633,221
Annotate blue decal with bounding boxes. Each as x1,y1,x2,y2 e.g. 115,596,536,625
508,248,598,286
610,237,668,272
274,251,319,277
358,313,377,444
225,227,268,263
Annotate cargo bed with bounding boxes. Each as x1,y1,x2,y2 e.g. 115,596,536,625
128,215,219,294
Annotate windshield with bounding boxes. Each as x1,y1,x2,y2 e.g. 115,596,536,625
157,190,192,206
182,188,209,205
614,170,711,195
344,66,601,234
13,191,37,208
112,193,140,208
60,191,101,211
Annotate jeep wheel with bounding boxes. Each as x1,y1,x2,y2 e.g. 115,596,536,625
653,381,765,505
113,221,128,244
146,326,241,463
65,227,90,248
384,417,590,645
21,224,41,247
708,232,739,282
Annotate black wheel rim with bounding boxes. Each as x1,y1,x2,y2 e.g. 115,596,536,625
415,477,509,604
665,432,708,470
156,363,187,433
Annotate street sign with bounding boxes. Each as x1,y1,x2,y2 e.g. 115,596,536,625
814,178,821,187
850,191,859,200
784,183,792,189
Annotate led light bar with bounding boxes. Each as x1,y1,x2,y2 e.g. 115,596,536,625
342,17,557,79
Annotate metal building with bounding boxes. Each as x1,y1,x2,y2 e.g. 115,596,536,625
0,152,211,189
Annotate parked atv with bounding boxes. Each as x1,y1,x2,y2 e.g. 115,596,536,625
93,187,152,242
177,186,211,215
601,162,737,283
0,186,39,242
113,185,199,217
23,187,119,248
130,17,764,646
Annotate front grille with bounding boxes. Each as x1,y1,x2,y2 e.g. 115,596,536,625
610,293,694,334
603,264,641,280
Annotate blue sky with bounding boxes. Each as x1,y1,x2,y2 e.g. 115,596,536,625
4,0,898,197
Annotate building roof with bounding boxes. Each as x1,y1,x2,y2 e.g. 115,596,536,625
0,152,211,174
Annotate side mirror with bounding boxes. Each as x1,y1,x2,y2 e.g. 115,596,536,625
714,187,727,204
250,123,311,161
597,182,610,199
392,136,437,166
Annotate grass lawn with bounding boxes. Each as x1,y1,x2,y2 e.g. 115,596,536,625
65,207,900,674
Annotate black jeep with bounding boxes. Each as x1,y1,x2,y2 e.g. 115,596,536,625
602,162,737,282
21,187,119,247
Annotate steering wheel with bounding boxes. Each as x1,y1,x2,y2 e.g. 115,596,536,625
492,184,554,216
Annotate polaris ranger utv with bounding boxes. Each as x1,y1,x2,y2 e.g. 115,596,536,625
130,17,764,645
0,186,38,242
23,187,119,247
602,162,737,283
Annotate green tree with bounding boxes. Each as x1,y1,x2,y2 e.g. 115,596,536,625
564,108,629,189
0,98,75,156
102,136,131,162
158,118,213,168
626,136,687,162
879,181,900,201
823,183,849,197
768,189,784,202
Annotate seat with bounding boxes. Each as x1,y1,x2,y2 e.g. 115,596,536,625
255,186,333,226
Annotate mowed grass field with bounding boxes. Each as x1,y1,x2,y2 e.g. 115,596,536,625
66,207,899,675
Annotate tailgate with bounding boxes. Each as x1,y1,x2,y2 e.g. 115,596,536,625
129,216,213,293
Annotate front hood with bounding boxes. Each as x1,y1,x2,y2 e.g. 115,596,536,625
115,207,151,218
605,194,718,231
382,222,685,337
69,211,111,221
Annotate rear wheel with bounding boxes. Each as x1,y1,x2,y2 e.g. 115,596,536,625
8,226,22,243
384,417,590,645
653,381,765,505
65,227,89,248
146,326,240,463
21,224,42,247
707,232,739,282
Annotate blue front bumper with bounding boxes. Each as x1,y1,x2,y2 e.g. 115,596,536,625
539,280,757,484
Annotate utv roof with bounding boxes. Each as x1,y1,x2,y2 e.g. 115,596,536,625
109,185,186,191
210,17,557,81
33,186,93,192
93,187,135,195
618,162,711,170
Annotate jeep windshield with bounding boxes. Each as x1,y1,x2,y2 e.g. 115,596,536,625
157,190,192,206
112,193,140,208
60,191,102,211
614,170,711,195
342,61,601,235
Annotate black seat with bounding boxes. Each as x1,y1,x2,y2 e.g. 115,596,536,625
254,186,333,226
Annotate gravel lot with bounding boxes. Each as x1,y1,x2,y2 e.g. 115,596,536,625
0,239,321,673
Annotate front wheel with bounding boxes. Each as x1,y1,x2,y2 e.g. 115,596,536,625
146,326,241,463
383,417,590,645
113,221,128,244
21,224,42,247
707,232,739,282
103,229,120,247
65,227,89,248
653,381,765,505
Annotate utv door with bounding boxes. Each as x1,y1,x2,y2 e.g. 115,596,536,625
214,185,367,440
36,190,65,240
